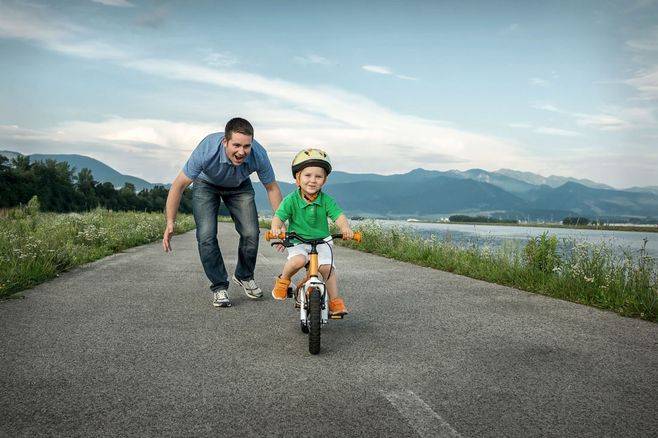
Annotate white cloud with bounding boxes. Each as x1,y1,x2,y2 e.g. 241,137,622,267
204,51,239,68
574,113,631,130
533,103,559,112
294,54,332,66
626,66,658,99
396,74,418,81
362,65,392,75
362,65,418,81
508,122,581,137
135,6,169,28
91,0,134,7
533,102,636,131
534,127,581,137
530,77,549,87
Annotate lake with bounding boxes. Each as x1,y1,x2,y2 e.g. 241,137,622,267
353,220,658,261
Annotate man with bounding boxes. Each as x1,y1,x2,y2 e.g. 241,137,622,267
162,118,283,308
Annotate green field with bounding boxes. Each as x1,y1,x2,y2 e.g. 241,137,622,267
0,202,195,298
337,222,658,322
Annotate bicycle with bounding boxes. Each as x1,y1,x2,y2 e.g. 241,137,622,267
265,231,362,355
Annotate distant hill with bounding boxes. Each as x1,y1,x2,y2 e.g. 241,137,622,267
495,168,614,190
0,150,22,161
528,182,658,217
1,151,157,191
625,186,658,196
255,174,527,217
2,149,657,220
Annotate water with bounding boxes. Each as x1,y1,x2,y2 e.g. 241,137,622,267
353,220,658,260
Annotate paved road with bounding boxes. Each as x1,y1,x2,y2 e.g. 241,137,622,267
1,223,657,437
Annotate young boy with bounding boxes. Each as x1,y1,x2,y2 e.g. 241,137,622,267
270,148,354,317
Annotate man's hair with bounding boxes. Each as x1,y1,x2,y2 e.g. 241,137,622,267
225,117,254,140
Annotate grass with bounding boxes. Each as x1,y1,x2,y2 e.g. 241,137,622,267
0,204,195,298
334,221,658,322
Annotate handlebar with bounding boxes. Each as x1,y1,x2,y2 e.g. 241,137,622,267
265,231,362,243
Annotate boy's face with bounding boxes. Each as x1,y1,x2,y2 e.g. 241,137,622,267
298,166,327,195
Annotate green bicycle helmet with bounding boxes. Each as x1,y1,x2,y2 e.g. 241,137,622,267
291,148,332,178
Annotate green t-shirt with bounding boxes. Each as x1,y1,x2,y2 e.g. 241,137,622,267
275,190,344,240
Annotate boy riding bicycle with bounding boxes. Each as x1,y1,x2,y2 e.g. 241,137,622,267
270,148,354,317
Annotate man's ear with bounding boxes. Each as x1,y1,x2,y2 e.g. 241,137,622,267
221,136,227,146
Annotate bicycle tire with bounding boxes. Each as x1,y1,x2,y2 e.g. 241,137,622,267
308,287,321,355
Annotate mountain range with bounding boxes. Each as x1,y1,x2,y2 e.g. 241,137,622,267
2,150,657,220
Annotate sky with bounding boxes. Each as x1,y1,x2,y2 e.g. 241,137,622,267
0,0,657,188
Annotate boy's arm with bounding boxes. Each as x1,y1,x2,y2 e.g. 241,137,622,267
333,214,354,240
270,216,286,235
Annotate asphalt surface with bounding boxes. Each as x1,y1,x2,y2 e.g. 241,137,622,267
1,222,657,437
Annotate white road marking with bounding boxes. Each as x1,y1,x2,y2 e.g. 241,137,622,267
383,390,462,438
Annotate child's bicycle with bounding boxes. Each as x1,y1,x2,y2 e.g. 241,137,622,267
265,231,362,355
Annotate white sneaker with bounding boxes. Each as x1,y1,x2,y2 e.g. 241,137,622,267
232,275,263,299
212,290,231,307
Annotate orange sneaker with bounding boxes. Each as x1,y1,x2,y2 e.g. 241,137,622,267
329,297,348,318
272,276,290,300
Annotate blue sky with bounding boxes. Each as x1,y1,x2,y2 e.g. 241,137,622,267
0,0,656,188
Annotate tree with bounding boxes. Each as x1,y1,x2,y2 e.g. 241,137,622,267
562,216,590,226
75,168,99,210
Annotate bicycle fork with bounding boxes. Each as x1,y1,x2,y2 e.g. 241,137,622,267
299,277,329,327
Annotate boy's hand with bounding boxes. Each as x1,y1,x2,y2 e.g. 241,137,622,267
270,225,286,238
341,227,354,240
270,225,286,252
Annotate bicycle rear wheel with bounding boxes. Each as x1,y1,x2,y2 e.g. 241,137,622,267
308,287,321,355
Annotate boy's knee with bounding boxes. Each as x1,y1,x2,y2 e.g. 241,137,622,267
319,264,335,274
290,255,307,269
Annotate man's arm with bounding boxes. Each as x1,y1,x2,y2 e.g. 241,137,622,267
163,171,194,252
263,181,283,213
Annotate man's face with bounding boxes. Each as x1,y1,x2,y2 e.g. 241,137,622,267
222,132,252,166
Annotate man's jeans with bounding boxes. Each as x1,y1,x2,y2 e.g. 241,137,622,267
192,178,260,292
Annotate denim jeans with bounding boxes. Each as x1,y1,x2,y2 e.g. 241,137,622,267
192,178,260,291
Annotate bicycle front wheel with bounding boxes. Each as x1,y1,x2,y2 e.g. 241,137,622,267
308,287,321,355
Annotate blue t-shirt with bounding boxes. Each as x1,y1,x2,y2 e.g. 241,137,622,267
182,132,276,187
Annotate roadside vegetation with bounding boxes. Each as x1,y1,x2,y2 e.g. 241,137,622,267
338,221,657,322
0,197,195,298
419,218,658,233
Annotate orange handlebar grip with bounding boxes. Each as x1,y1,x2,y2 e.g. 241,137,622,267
353,231,362,243
265,231,285,241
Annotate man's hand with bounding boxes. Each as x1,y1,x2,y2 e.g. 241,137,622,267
163,222,175,252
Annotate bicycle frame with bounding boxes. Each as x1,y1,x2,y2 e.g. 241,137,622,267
298,243,329,327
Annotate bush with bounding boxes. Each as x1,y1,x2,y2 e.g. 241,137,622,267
523,232,560,274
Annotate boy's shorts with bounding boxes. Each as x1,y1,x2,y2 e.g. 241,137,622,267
287,236,335,267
